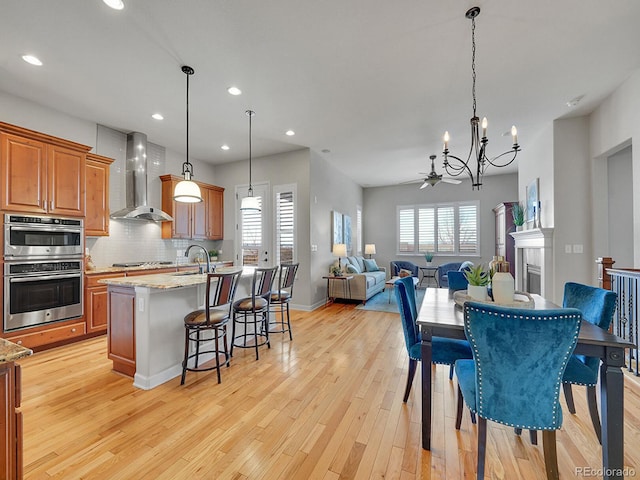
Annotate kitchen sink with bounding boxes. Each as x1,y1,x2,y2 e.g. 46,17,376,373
171,271,201,276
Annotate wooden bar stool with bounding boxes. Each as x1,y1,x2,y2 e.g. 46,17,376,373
231,266,278,360
180,270,242,385
267,263,299,340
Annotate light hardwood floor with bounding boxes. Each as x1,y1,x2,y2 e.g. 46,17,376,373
18,302,640,479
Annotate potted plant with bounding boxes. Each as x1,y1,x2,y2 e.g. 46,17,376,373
424,251,435,266
464,264,489,300
511,202,525,231
208,249,218,261
330,264,342,277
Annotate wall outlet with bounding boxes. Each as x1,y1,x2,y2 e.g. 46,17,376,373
311,244,318,252
565,244,572,254
573,244,584,254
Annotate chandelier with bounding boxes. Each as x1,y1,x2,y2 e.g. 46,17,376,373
442,6,520,190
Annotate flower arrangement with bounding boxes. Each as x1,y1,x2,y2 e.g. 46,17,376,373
330,264,342,276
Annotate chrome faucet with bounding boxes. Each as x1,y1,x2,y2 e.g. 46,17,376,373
185,245,211,274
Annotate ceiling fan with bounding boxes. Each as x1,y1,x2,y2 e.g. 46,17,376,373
415,155,462,188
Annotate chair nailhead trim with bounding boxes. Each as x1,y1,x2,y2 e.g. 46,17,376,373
463,304,581,429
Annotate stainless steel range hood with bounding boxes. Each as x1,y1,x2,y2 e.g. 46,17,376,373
110,132,173,222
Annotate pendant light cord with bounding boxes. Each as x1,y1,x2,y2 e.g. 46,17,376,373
246,109,255,193
471,15,477,118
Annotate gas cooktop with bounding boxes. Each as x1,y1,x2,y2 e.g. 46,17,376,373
112,261,174,268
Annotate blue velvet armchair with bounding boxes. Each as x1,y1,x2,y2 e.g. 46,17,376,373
390,261,419,278
437,261,473,288
395,276,473,401
454,302,581,479
562,282,617,444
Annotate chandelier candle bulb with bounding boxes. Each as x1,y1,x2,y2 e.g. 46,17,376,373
511,125,518,145
443,131,450,150
482,117,488,138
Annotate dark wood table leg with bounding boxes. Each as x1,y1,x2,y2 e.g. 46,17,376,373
421,326,433,450
600,346,626,480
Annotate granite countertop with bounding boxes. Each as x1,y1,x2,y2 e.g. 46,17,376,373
0,338,33,362
99,266,245,289
86,262,230,275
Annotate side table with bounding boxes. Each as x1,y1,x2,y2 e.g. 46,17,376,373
419,266,439,288
322,275,353,306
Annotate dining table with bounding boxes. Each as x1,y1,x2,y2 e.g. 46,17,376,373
417,288,635,480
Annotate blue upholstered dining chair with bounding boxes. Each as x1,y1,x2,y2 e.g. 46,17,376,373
454,302,581,480
446,271,469,292
562,281,617,444
395,276,473,401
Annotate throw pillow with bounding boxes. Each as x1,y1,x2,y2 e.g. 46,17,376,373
363,258,379,272
346,264,360,274
399,268,412,278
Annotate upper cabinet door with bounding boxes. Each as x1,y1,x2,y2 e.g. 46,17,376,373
207,187,224,240
85,153,114,236
47,144,86,216
191,188,208,240
1,132,47,213
0,123,90,217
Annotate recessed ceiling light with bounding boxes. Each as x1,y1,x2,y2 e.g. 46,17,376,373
221,144,230,150
151,113,164,120
227,87,242,96
285,130,295,136
103,0,124,10
22,55,42,66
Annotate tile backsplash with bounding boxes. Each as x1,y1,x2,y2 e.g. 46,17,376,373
86,221,219,268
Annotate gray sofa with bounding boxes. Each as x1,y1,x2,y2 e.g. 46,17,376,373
329,255,386,303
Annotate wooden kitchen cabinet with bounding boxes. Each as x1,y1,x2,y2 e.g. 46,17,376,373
107,285,136,377
0,122,90,217
1,361,21,480
85,153,114,236
207,187,224,239
159,175,224,240
85,272,121,334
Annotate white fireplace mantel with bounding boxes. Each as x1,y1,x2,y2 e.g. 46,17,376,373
510,228,554,298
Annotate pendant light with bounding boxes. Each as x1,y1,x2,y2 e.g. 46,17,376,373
173,65,203,203
240,109,261,211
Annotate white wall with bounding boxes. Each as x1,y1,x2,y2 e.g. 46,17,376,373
309,151,363,308
363,173,518,275
552,116,593,302
590,69,640,268
607,146,634,267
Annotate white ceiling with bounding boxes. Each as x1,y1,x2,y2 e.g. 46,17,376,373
2,0,640,187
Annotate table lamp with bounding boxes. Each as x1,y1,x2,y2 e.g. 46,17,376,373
332,243,347,274
364,244,376,259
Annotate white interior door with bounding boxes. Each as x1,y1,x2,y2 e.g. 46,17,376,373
236,183,270,267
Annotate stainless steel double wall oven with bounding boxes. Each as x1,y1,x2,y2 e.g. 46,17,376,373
3,214,84,331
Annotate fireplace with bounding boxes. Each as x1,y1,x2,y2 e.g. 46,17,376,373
526,264,541,295
510,228,554,299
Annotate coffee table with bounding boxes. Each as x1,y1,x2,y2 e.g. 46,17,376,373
385,276,419,303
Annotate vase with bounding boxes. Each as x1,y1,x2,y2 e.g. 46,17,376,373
467,285,488,301
492,272,515,304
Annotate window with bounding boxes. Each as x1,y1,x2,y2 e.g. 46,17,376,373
356,206,362,256
397,201,479,255
240,196,263,266
274,184,296,264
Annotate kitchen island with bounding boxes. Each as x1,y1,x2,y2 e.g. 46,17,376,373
101,267,247,390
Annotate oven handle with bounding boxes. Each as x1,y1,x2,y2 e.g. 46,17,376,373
8,273,82,283
8,225,82,234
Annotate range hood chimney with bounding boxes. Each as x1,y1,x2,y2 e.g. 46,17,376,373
110,132,173,222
